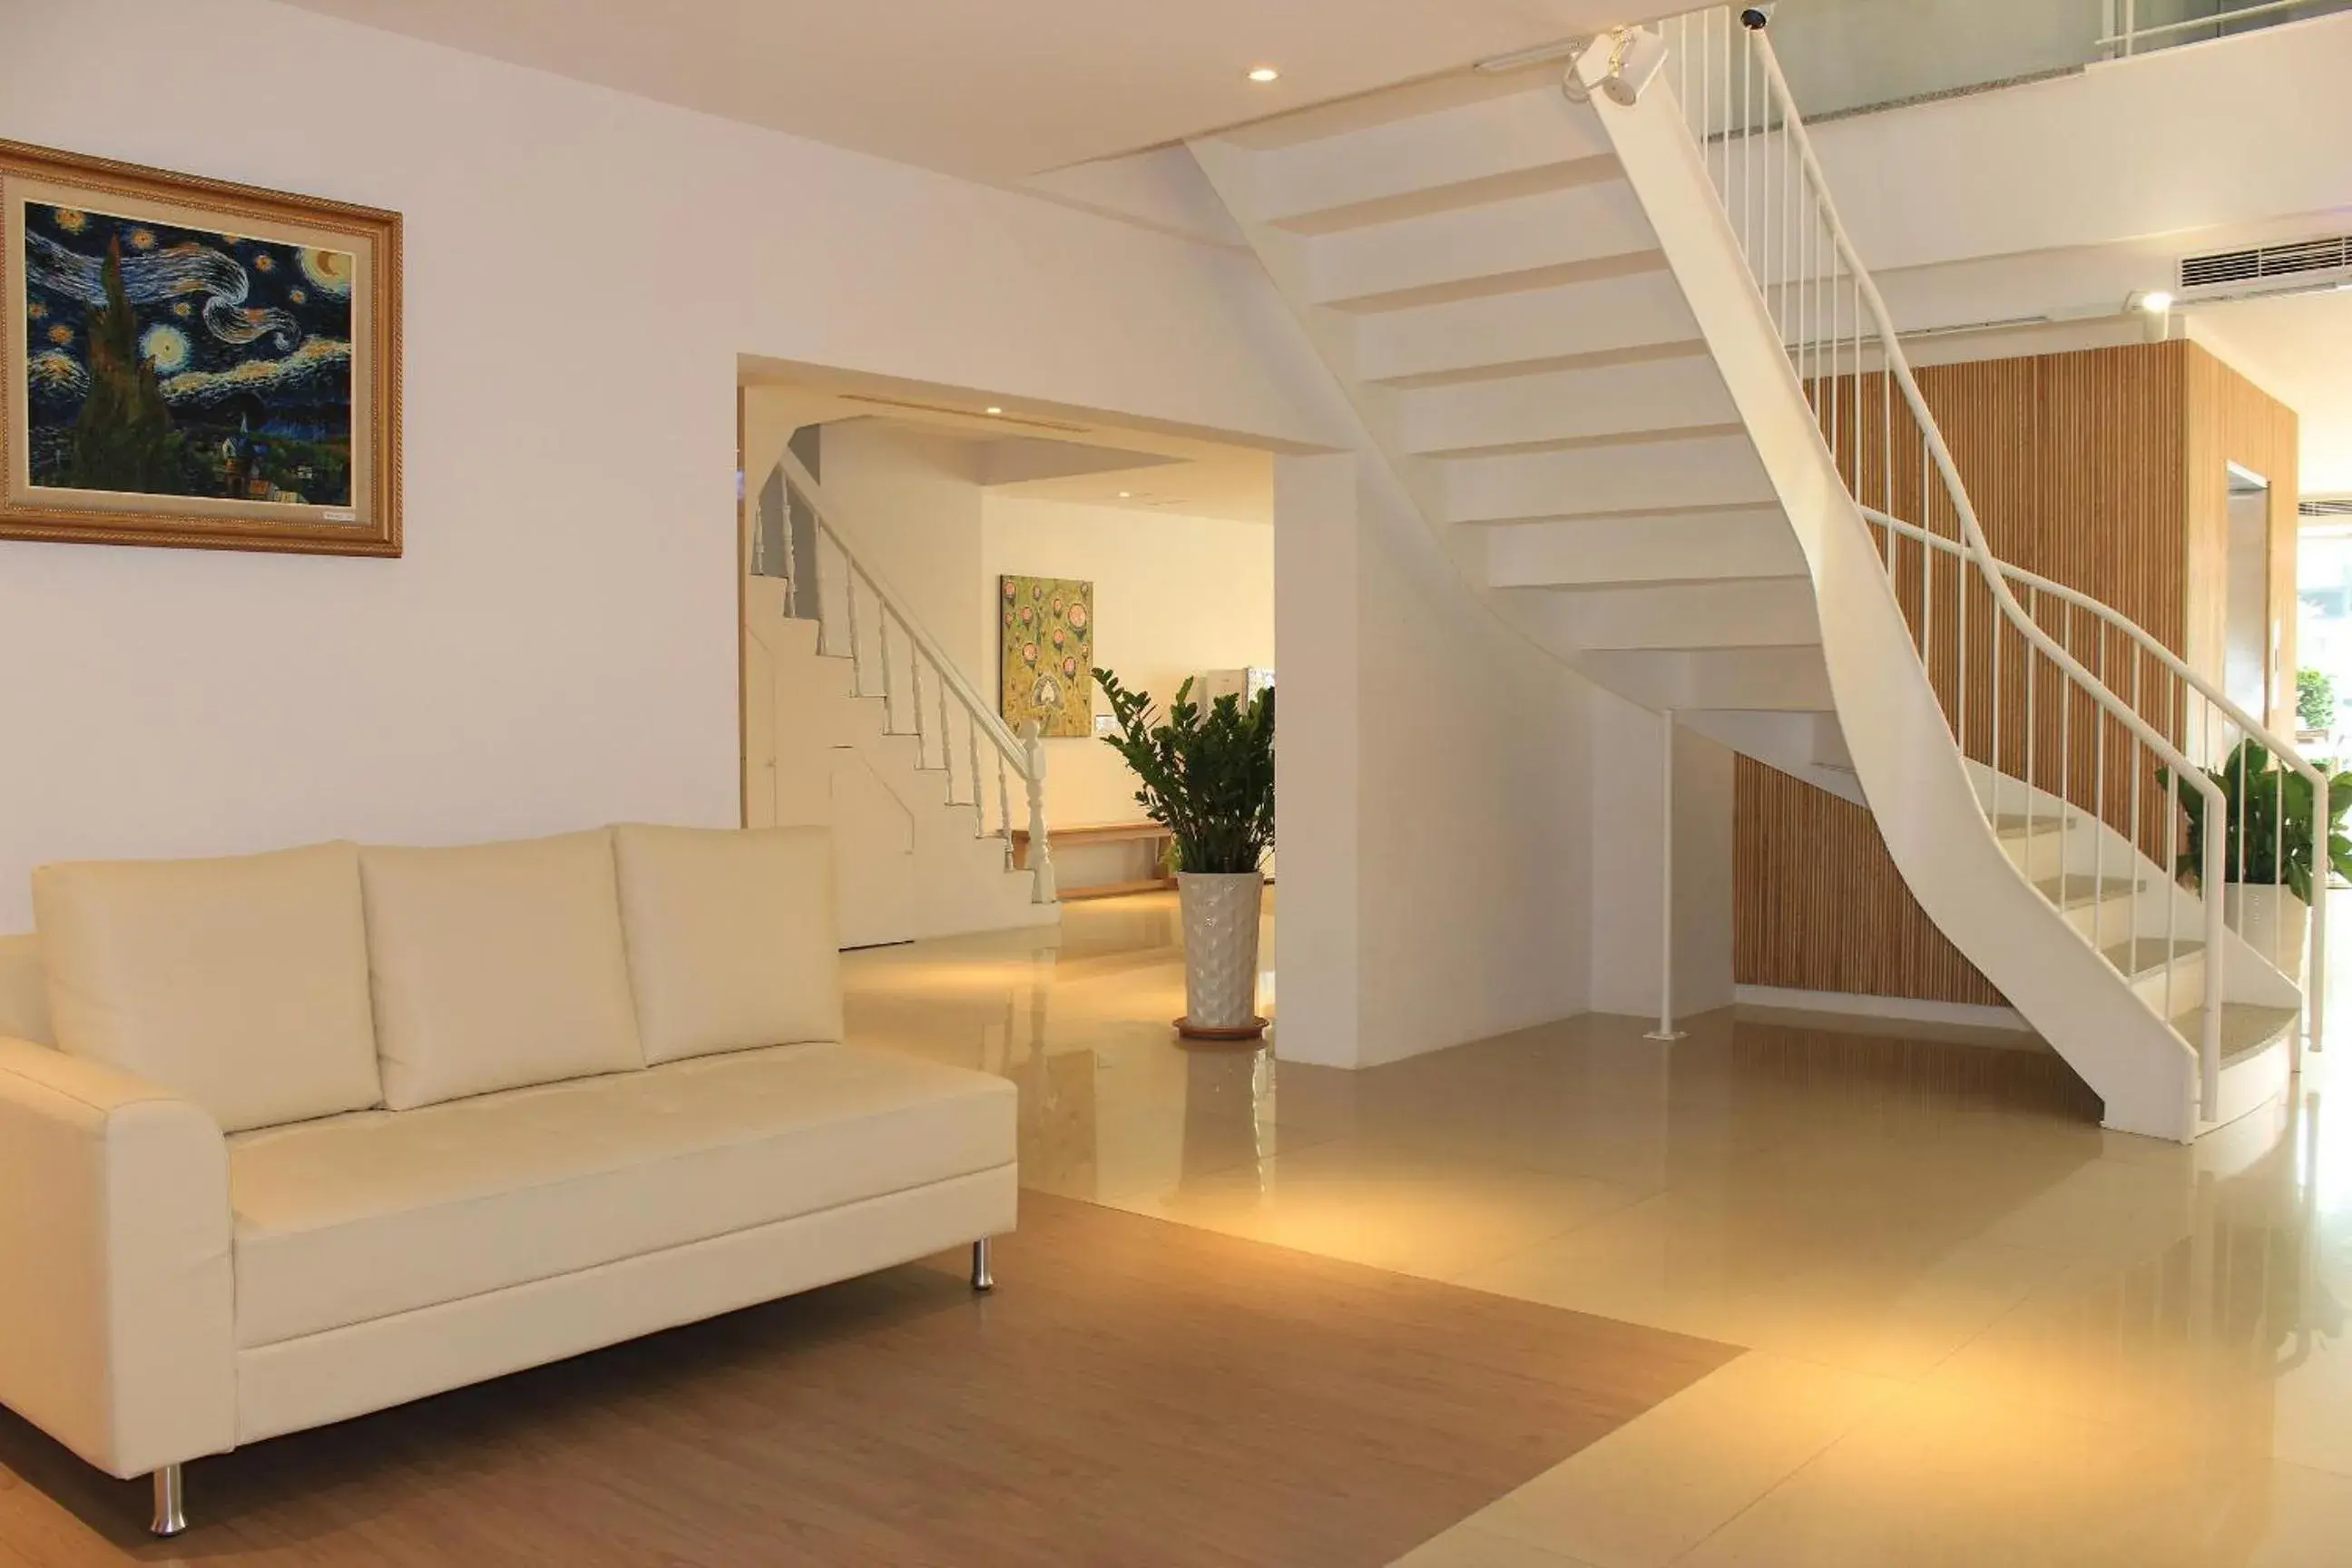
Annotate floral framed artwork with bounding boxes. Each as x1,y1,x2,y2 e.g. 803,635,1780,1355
1000,574,1094,737
1,138,402,556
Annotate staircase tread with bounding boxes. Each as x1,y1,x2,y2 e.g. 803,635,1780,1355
1991,811,2080,838
2167,1002,2300,1064
2033,874,2139,909
2101,937,2204,978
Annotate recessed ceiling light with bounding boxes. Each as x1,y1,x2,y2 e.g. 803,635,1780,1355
1247,66,1280,83
1118,491,1132,498
2131,289,2175,315
984,406,1004,416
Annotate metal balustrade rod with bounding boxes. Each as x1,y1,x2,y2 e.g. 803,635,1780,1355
2102,0,2326,50
2097,623,2112,956
2026,601,2039,846
2061,602,2074,909
2238,733,2249,894
2168,766,2180,1028
878,604,896,728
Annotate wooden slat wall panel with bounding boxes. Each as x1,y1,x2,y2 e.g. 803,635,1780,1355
1736,340,2264,1004
1734,755,2008,1005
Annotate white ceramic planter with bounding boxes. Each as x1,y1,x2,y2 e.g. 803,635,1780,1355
1178,870,1266,1037
2224,883,2310,984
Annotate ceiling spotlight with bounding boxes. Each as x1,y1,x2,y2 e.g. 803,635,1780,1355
984,406,1004,416
2131,289,2175,315
1247,66,1280,83
1118,491,1132,498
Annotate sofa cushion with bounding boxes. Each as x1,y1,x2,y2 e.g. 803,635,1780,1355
612,824,843,1065
226,1042,1016,1347
359,831,643,1110
31,844,381,1132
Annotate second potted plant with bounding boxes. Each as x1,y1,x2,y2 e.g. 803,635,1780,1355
2164,738,2352,982
1095,667,1275,1040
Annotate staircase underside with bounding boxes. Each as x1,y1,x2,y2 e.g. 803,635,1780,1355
1191,47,2298,1142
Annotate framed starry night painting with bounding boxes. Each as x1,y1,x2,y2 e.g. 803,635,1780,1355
0,139,402,556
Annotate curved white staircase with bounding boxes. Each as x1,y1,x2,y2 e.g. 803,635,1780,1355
1190,7,2325,1141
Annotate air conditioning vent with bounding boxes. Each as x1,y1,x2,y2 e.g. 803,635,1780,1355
2181,235,2352,290
2301,498,2352,518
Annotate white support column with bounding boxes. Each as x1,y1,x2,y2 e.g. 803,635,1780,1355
1646,708,1687,1043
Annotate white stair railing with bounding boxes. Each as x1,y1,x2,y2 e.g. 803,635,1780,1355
765,446,1056,905
1628,6,2335,1112
1868,505,2329,1047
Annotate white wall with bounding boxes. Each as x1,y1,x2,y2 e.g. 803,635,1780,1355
812,422,989,693
982,495,1275,828
1276,455,1595,1068
0,0,1608,1074
0,0,1350,932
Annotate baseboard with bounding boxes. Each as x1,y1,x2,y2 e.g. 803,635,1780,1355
1733,985,2033,1037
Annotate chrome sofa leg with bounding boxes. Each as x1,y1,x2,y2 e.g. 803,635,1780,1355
150,1464,187,1537
970,1237,995,1293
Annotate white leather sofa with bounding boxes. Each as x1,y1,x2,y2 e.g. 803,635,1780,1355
0,825,1015,1537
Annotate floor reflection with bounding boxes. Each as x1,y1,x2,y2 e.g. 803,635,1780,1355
847,890,2352,1565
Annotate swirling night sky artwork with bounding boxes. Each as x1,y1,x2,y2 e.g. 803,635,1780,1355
24,202,355,506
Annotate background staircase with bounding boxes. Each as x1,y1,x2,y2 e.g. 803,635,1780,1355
1190,5,2324,1142
743,450,1058,947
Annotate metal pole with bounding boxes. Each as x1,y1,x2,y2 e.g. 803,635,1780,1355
1647,709,1688,1043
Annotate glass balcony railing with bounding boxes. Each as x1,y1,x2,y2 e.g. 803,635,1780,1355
1764,0,2352,121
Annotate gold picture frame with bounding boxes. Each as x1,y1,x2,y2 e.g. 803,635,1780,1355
0,138,402,556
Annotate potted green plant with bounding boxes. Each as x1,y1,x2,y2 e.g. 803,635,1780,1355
2161,738,2352,982
1095,668,1274,1040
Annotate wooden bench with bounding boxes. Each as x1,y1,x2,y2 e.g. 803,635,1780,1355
1011,822,1175,901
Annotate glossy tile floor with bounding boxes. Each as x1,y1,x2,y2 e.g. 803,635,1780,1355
845,892,2352,1567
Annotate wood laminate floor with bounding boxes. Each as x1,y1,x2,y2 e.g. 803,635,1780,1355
0,1193,1736,1567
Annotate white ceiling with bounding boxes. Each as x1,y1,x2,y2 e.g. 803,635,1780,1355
740,360,1275,522
269,0,1668,181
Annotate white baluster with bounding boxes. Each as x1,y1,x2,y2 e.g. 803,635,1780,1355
878,605,896,730
940,686,955,797
910,650,927,758
968,716,985,838
1022,720,1056,904
998,754,1015,871
844,566,865,694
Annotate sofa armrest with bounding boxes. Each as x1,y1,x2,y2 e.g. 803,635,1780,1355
0,1036,234,1478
